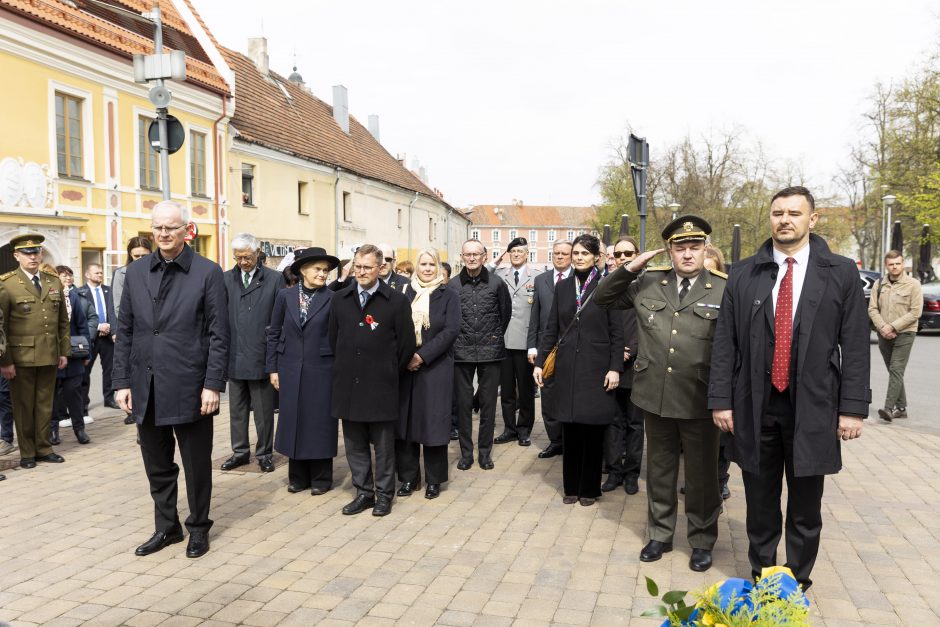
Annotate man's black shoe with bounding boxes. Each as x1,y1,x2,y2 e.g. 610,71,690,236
425,484,441,499
720,483,731,500
124,415,136,425
0,473,5,481
518,435,531,447
75,429,91,445
397,481,419,497
640,540,673,562
20,458,36,469
449,428,459,441
479,458,494,470
493,431,516,444
538,444,562,459
372,496,392,516
689,548,713,572
342,494,376,515
50,427,61,445
37,453,65,463
104,400,121,410
258,457,275,473
624,476,639,495
456,458,473,471
186,532,210,558
311,487,329,496
135,526,184,556
287,482,309,493
601,476,623,492
220,455,250,471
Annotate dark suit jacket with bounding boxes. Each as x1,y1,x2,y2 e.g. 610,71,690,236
708,234,871,476
113,245,230,426
77,283,115,342
527,268,560,353
59,289,89,379
225,265,285,380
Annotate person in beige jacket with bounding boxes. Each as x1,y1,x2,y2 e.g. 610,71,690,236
869,250,923,421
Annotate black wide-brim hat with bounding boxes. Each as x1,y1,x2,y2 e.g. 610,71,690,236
290,247,340,275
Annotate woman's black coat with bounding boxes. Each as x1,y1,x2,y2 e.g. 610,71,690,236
58,289,88,380
266,285,336,460
536,274,623,425
398,284,460,446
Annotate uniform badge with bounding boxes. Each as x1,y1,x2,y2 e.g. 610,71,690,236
22,303,31,313
528,298,534,304
647,313,655,324
683,221,693,232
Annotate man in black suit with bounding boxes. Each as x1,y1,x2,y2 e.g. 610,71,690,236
377,242,410,292
709,186,870,589
330,244,416,517
526,239,572,458
78,263,118,411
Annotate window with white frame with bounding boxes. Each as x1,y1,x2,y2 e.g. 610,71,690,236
55,92,84,178
529,229,537,242
241,164,255,206
138,116,160,190
566,229,575,240
529,250,537,263
492,229,501,242
492,250,500,260
190,131,207,196
509,229,517,240
471,229,480,240
548,230,556,242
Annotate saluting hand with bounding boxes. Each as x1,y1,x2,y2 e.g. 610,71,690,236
626,248,665,273
713,409,734,433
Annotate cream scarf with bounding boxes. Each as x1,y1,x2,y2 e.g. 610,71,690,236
410,275,444,347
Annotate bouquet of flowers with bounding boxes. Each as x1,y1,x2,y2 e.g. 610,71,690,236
643,566,810,626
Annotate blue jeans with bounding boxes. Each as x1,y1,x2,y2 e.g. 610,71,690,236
0,377,12,443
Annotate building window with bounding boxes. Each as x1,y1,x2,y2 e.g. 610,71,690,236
579,229,586,236
548,230,556,242
190,131,207,196
342,191,352,222
191,235,209,258
566,229,575,240
509,229,517,240
297,181,308,215
398,208,403,229
492,250,499,260
529,250,537,263
241,164,255,205
528,229,536,242
492,229,501,242
429,217,435,241
138,117,160,190
471,229,480,240
55,92,84,178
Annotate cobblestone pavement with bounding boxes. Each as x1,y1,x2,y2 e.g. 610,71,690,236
0,339,938,626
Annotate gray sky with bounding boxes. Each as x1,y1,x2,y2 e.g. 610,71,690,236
193,0,940,208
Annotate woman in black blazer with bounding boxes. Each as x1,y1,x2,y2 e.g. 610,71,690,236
533,235,623,506
395,248,460,499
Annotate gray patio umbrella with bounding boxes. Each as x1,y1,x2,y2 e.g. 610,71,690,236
918,224,935,283
619,214,630,238
891,220,903,254
731,224,742,263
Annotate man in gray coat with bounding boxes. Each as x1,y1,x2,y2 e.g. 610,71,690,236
221,233,285,473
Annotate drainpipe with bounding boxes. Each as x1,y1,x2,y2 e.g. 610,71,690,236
212,95,227,267
407,191,419,259
334,169,342,257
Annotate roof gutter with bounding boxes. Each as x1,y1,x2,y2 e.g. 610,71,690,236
407,191,419,259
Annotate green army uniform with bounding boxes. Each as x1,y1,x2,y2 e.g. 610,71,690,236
0,235,70,463
594,216,726,555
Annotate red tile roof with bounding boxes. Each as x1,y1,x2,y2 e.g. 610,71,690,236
466,205,597,227
223,47,451,206
2,0,229,95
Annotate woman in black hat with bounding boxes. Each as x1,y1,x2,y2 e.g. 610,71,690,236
266,247,340,494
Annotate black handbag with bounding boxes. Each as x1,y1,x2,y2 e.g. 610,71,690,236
70,335,91,360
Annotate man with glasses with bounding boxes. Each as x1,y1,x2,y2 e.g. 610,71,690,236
220,233,285,473
0,234,69,470
451,239,511,470
377,243,410,292
527,240,573,458
114,201,229,559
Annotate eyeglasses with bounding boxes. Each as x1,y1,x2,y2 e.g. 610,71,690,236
383,257,395,263
353,264,377,273
462,252,484,259
613,250,637,259
151,224,187,235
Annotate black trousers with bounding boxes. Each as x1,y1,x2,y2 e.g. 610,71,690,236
82,337,114,410
288,458,333,491
342,420,396,499
454,361,500,463
138,396,214,534
606,387,643,480
539,376,562,447
228,378,275,458
562,423,606,498
743,390,825,588
53,374,85,431
395,440,448,484
499,349,535,437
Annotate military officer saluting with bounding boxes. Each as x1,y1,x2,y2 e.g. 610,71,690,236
0,234,69,469
594,215,726,572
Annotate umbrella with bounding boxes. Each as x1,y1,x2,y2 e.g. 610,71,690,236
619,214,630,238
731,224,742,264
918,224,936,283
891,220,903,254
602,224,611,246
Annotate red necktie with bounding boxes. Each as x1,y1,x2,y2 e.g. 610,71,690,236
556,272,563,284
772,257,795,392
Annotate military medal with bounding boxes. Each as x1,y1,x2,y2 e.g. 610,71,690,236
648,313,655,324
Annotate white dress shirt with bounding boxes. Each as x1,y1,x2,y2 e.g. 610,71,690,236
771,242,810,321
676,274,698,297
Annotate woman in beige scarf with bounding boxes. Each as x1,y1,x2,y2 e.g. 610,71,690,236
395,248,461,499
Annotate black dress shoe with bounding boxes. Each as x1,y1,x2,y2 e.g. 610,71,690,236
456,458,473,471
342,494,376,515
124,415,136,425
689,548,713,572
37,453,65,463
538,444,563,459
493,431,516,444
449,428,459,441
135,526,184,556
0,473,5,481
104,400,121,409
518,435,531,447
640,540,673,562
624,476,639,495
220,455,250,471
258,457,275,473
74,429,91,445
397,481,420,497
310,487,329,496
479,458,494,470
186,532,210,558
372,496,392,516
720,483,731,500
425,484,441,499
50,431,61,445
287,482,309,493
601,476,623,492
20,458,36,469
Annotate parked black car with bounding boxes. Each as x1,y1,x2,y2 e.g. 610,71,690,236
918,282,940,332
859,269,880,302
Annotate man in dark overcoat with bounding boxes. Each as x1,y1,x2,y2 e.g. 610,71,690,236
221,233,285,473
709,186,870,589
114,201,229,559
330,244,416,517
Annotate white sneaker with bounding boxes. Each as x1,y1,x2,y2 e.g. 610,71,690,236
59,419,72,428
0,441,16,456
84,415,94,424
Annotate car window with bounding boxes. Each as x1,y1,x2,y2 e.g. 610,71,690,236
921,282,940,297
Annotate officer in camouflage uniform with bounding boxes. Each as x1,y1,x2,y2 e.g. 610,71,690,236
594,216,726,572
0,234,70,469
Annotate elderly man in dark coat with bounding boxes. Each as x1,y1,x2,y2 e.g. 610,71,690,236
709,186,871,589
221,233,285,473
267,247,339,495
114,200,229,559
330,244,416,517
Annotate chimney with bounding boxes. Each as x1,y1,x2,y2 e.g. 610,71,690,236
332,85,349,134
247,37,269,75
367,115,380,142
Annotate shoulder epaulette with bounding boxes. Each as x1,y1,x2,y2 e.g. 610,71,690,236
646,266,672,272
709,269,728,280
41,268,59,277
0,270,16,280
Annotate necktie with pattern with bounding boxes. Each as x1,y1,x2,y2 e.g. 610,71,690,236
678,277,690,302
772,257,796,392
360,290,370,309
32,275,41,295
556,272,563,285
243,272,250,289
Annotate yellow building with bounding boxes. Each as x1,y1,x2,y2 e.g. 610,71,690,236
0,0,232,277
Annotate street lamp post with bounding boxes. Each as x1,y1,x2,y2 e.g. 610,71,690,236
668,202,680,221
882,192,896,272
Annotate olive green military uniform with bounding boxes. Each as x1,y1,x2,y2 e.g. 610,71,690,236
0,266,70,461
594,219,726,551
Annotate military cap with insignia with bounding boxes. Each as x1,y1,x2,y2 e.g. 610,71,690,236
661,215,711,245
10,233,45,254
506,236,528,251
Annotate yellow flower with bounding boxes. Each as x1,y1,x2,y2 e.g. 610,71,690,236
759,565,795,580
